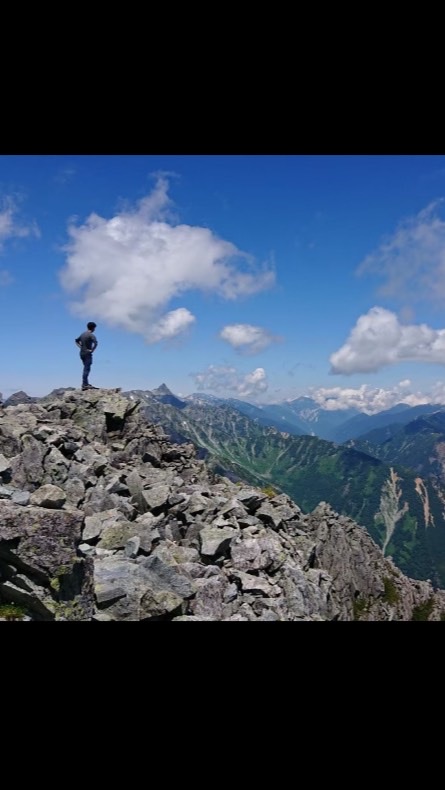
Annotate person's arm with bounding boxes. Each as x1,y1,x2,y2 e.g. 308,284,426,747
90,334,98,352
75,336,82,348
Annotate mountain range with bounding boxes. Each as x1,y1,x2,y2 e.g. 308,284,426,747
349,411,445,484
5,384,445,588
121,385,445,587
185,393,445,443
2,386,445,621
185,393,360,440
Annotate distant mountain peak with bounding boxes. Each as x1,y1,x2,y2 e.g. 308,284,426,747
3,390,37,408
152,383,173,396
150,383,187,410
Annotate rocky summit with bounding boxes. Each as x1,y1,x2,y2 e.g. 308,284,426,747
1,388,445,621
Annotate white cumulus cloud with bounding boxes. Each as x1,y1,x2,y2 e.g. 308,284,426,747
239,367,268,396
330,306,445,374
308,383,431,414
430,381,445,404
146,307,195,342
219,323,280,354
59,176,275,344
192,364,269,397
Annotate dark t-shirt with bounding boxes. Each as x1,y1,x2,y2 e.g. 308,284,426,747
75,330,98,354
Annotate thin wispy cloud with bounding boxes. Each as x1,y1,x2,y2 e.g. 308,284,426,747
287,361,315,376
421,167,445,182
59,176,275,344
356,199,445,306
330,306,445,374
0,269,13,286
0,195,40,252
219,323,281,354
54,166,77,185
192,364,269,397
214,191,230,211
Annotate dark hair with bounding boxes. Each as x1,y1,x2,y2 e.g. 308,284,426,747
87,322,97,330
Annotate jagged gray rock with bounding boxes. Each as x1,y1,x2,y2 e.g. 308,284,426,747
0,502,93,620
0,453,12,477
30,484,66,509
12,490,31,506
2,391,38,408
200,525,239,557
1,387,445,621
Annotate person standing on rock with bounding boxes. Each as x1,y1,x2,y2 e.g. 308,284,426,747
75,322,98,391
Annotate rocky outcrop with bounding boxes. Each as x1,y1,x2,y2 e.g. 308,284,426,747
2,391,38,408
0,503,93,620
1,388,445,621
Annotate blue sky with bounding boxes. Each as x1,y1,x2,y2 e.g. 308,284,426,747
2,154,445,412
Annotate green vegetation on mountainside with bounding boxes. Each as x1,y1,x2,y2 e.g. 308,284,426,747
351,414,445,485
131,392,445,587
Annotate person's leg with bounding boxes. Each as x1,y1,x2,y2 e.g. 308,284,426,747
81,353,92,388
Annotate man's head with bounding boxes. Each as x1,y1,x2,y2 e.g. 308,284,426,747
87,322,97,331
